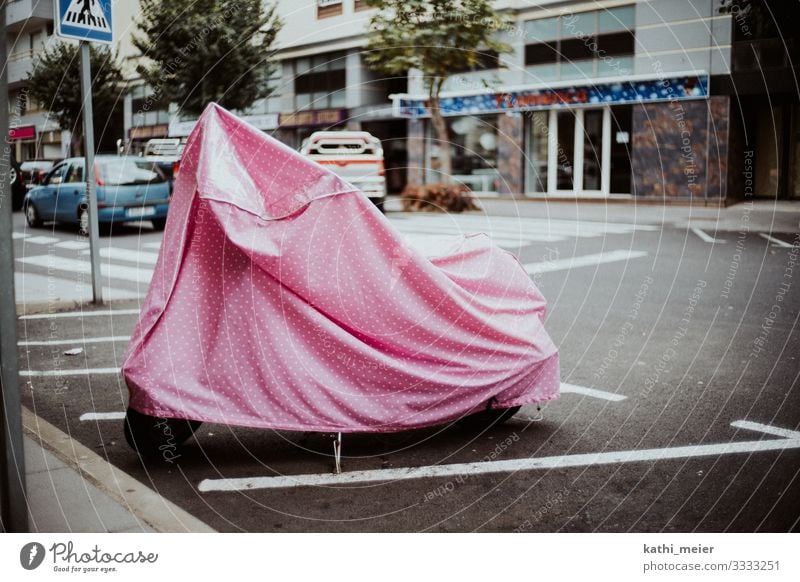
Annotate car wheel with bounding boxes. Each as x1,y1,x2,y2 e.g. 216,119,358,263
25,201,42,228
123,407,201,461
151,217,167,231
78,207,90,235
457,405,521,429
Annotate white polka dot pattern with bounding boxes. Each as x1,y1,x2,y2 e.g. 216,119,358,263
121,103,561,433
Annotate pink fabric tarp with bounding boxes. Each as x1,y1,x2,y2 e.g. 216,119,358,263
122,103,560,432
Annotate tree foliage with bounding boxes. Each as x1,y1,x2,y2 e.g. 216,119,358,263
25,42,124,155
364,0,512,184
133,0,283,116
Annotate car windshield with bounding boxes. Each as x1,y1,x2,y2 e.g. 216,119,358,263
98,159,166,185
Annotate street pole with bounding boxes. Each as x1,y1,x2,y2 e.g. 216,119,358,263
80,41,103,305
0,1,29,533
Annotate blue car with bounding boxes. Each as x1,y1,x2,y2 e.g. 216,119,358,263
23,155,171,233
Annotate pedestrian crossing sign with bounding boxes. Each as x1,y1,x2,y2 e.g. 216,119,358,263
55,0,113,44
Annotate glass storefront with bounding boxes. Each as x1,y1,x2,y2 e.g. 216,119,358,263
426,115,499,194
525,105,633,196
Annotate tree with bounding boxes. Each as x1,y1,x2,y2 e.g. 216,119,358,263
26,42,124,156
133,0,283,117
365,0,511,184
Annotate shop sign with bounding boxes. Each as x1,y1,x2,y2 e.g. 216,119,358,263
394,74,709,118
129,124,169,140
279,109,347,128
8,125,36,141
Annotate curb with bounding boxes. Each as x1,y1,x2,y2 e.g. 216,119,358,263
22,407,216,533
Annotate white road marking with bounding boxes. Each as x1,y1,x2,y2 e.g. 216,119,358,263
12,232,29,239
198,421,800,492
99,247,160,265
690,227,725,244
55,240,90,250
80,412,127,422
758,233,795,248
20,367,120,377
18,254,154,284
19,308,141,320
18,335,131,347
142,242,162,249
24,235,60,245
731,420,800,439
525,250,648,275
560,383,627,401
14,272,140,304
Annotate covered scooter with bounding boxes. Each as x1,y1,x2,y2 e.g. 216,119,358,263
121,104,560,457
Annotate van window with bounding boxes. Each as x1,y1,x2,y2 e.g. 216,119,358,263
98,159,166,185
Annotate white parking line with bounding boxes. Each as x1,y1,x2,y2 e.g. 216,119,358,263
560,383,627,401
12,232,29,239
198,421,800,492
18,255,154,284
690,227,725,244
18,335,131,347
525,250,648,275
19,308,141,320
24,235,60,245
20,367,120,377
80,412,127,421
731,420,800,439
758,233,795,248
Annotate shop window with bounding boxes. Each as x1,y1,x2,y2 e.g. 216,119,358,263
524,5,635,81
427,116,500,193
317,0,343,19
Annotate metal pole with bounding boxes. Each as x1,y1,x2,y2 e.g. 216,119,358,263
80,41,103,304
0,1,29,533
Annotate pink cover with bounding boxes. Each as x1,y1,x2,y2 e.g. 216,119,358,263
122,103,560,433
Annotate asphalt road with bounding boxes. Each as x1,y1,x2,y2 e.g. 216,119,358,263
12,207,800,532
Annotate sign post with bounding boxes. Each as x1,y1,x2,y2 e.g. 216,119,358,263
55,0,114,305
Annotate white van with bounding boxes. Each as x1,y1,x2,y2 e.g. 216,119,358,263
300,131,386,209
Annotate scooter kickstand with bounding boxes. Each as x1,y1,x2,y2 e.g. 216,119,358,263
333,432,343,474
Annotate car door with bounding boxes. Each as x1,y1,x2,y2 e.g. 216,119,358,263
56,160,85,221
34,162,68,221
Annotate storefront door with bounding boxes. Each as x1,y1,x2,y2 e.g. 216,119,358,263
526,107,612,196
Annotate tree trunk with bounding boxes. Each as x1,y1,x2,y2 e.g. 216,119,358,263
70,126,84,157
429,81,452,185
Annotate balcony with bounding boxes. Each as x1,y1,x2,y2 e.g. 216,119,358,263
7,49,35,88
6,0,54,33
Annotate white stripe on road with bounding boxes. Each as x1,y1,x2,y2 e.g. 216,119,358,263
55,240,90,250
690,227,725,244
525,250,648,275
142,242,162,249
759,233,795,248
198,422,800,492
20,367,120,377
731,420,800,439
19,308,141,320
12,232,29,239
80,412,127,422
18,255,154,284
99,247,160,265
24,235,60,245
560,383,627,401
18,335,130,347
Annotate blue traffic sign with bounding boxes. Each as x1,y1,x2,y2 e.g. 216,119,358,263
55,0,113,44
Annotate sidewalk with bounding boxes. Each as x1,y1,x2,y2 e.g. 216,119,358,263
21,408,214,533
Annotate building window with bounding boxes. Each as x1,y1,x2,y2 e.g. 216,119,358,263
524,5,635,82
318,0,343,19
427,115,500,194
293,51,347,110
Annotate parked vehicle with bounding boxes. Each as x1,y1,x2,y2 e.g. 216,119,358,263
300,131,387,210
9,153,26,211
20,159,57,189
23,155,171,233
143,138,184,193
